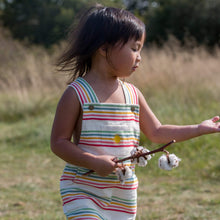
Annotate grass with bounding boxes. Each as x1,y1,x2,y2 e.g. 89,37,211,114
137,176,220,220
0,115,64,219
0,29,220,219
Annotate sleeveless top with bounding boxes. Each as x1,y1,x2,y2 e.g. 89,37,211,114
60,77,140,218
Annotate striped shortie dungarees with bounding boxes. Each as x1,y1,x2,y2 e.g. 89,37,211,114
60,77,140,220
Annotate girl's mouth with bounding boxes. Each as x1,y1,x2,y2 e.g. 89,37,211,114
132,66,138,71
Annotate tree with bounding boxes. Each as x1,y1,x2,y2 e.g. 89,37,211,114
142,0,220,47
0,0,123,47
123,0,220,47
2,0,219,47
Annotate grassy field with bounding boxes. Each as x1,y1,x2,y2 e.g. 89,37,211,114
0,30,220,219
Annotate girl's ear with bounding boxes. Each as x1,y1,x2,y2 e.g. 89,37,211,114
98,44,108,57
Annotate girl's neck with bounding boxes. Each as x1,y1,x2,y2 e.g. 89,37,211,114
84,51,119,85
84,70,118,84
83,70,125,104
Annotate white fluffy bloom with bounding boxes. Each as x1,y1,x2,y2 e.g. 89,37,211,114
130,146,153,167
115,166,133,184
138,156,148,167
124,166,133,179
169,154,181,168
158,153,181,170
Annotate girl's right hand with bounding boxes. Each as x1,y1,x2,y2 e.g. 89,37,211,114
92,155,118,177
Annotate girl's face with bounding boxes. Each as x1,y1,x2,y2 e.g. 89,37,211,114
107,34,145,78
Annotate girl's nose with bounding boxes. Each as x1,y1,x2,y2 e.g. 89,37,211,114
137,53,141,62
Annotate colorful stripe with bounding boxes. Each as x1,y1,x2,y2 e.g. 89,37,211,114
69,78,139,106
79,130,139,148
65,208,105,220
69,77,99,105
61,167,138,217
121,81,139,105
82,104,139,123
60,165,138,190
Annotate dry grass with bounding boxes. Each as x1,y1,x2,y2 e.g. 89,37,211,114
1,27,219,110
0,27,66,102
131,43,220,104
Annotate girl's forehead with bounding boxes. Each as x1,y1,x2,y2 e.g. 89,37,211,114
111,34,145,49
129,35,145,45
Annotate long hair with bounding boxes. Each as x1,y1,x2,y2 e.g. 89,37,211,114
56,5,145,82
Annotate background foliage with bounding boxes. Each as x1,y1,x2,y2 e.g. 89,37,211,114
0,0,220,47
0,0,123,47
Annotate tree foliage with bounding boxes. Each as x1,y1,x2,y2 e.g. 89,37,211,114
0,0,122,47
0,0,219,47
127,0,220,47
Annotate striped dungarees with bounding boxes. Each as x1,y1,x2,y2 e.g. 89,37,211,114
60,77,140,220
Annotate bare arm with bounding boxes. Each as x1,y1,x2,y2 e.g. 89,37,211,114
138,89,220,143
50,87,117,176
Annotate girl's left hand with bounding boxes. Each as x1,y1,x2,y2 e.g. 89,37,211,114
198,116,220,135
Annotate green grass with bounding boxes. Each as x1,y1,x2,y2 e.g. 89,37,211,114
0,110,65,220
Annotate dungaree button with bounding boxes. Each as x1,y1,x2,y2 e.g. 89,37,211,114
131,106,136,112
114,134,121,144
88,105,94,110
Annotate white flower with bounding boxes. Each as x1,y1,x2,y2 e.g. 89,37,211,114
138,156,148,167
115,166,133,184
169,153,181,168
130,146,153,167
158,153,181,170
124,166,133,179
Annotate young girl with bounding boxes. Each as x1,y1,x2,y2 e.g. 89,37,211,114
50,5,220,220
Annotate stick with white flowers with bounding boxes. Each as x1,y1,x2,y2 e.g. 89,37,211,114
117,139,176,163
84,140,177,176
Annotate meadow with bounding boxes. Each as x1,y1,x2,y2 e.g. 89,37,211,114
0,30,220,219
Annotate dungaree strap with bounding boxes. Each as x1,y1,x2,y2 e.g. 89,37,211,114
68,77,99,106
120,81,139,105
69,77,139,106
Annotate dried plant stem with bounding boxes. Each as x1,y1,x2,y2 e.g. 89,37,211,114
117,140,175,163
83,140,176,176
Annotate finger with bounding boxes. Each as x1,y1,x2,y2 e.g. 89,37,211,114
214,122,220,130
112,157,118,162
212,116,220,123
115,163,122,168
111,157,120,168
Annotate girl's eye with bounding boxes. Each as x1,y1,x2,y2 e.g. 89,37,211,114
132,48,138,52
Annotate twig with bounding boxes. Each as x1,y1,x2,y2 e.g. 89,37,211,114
83,140,176,176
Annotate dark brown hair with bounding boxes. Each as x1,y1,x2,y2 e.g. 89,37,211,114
57,5,145,82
